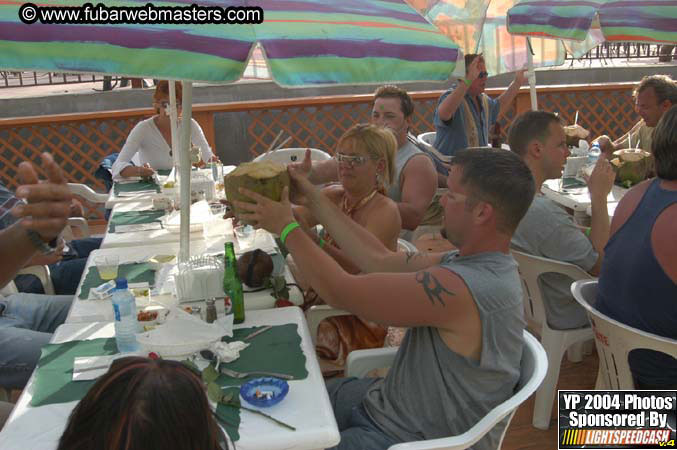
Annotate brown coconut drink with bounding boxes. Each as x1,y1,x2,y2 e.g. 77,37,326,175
225,160,290,215
563,124,590,147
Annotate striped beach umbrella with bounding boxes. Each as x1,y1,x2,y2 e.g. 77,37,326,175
0,0,461,262
0,0,461,86
409,0,572,76
507,0,677,44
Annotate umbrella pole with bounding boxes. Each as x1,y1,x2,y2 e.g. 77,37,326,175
169,81,179,177
526,37,538,110
178,81,193,263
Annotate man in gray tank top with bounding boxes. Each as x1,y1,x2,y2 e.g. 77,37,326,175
234,148,536,450
292,85,437,235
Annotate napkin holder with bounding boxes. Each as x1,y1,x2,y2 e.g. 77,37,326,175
190,173,216,202
174,255,225,303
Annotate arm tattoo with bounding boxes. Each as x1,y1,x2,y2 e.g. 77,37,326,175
415,271,455,306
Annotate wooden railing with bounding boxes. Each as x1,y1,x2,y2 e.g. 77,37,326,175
0,82,639,219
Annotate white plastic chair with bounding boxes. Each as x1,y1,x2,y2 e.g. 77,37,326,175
66,183,109,239
253,148,331,164
511,250,594,430
306,238,417,344
571,280,677,389
345,330,548,450
417,132,436,150
0,264,54,296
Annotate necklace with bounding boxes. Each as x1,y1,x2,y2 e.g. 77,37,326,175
324,189,379,249
340,189,379,218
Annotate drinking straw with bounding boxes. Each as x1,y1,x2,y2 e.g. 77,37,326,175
267,130,284,152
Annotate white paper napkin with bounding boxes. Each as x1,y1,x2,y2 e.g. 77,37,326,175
235,228,277,254
136,307,233,357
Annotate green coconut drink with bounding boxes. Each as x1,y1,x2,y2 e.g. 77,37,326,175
611,149,652,188
225,160,290,215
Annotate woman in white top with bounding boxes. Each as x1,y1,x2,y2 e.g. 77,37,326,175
112,81,215,179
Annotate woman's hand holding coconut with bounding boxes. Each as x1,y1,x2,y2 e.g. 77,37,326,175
233,166,323,236
234,186,294,236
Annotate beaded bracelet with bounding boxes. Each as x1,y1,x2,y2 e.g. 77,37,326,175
280,221,301,245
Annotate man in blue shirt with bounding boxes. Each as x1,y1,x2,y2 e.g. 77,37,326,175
433,54,525,157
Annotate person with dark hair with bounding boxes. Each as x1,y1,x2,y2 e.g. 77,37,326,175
594,74,677,156
1,153,73,415
509,110,616,330
112,80,215,179
58,356,229,450
234,148,535,450
595,105,677,389
433,53,525,157
292,85,437,236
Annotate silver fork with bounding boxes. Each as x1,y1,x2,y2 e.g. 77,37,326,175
219,367,294,380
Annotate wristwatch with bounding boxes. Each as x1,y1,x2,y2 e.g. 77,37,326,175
25,228,58,254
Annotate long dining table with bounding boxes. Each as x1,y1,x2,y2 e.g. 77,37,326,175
0,308,341,450
541,178,628,222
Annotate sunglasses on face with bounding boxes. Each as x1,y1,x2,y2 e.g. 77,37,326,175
478,71,488,79
335,153,369,167
159,101,181,110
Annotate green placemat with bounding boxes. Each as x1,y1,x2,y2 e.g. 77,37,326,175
108,210,165,233
216,324,308,441
561,177,587,189
29,324,306,441
31,338,118,407
78,262,156,299
113,180,160,195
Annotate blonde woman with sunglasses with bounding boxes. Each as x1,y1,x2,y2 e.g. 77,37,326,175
290,123,401,370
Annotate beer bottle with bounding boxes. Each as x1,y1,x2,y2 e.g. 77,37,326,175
224,242,245,324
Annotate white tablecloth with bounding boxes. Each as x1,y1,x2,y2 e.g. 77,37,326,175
542,179,626,220
0,308,340,450
100,200,207,248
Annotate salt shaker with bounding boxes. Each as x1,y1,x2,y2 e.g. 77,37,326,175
205,298,217,323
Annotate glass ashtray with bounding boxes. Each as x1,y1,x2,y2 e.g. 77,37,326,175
240,377,289,407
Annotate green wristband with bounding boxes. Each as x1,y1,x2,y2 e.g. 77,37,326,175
318,238,326,249
280,221,301,245
459,77,472,87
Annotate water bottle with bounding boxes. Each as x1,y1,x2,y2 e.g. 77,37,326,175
582,142,601,178
111,278,140,352
587,142,601,166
